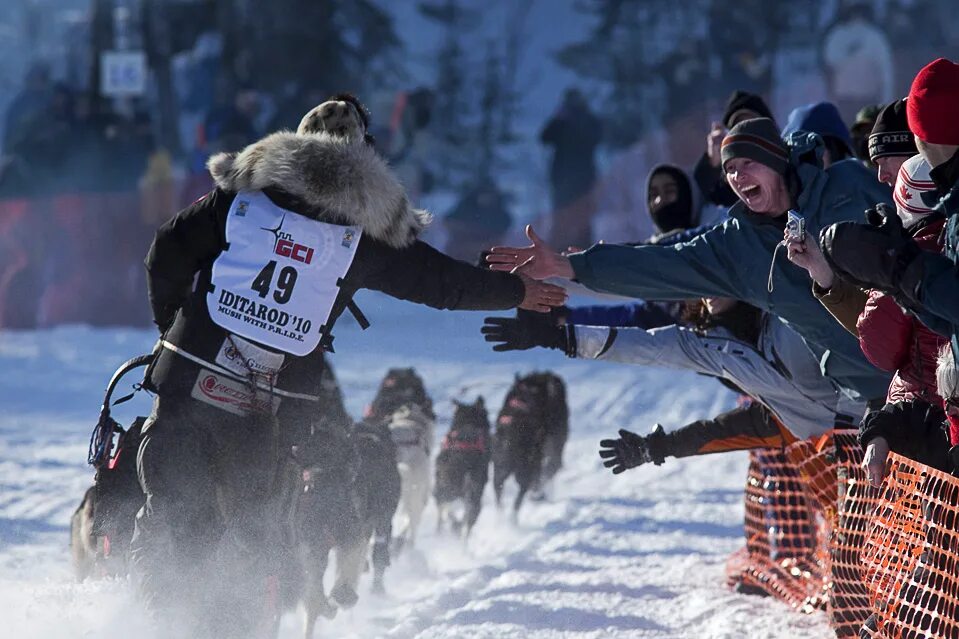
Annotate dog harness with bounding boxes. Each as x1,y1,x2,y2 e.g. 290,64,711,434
441,429,487,453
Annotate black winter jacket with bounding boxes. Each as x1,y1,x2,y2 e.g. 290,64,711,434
144,130,524,413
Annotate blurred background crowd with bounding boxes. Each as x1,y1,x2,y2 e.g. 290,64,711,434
0,0,957,329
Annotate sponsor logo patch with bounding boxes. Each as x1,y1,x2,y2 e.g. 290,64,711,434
214,336,285,380
190,369,280,416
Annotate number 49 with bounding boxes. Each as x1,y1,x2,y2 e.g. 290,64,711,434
251,260,298,304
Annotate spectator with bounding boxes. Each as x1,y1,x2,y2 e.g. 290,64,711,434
693,90,774,208
644,164,699,244
820,58,959,353
850,103,882,168
204,84,261,155
792,156,947,488
2,62,52,155
937,344,959,453
540,88,602,247
487,117,894,401
791,156,936,338
821,4,894,123
868,98,918,187
553,164,702,330
781,101,855,168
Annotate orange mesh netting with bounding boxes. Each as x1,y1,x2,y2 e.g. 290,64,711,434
726,445,829,612
827,431,886,637
725,431,890,637
726,432,959,638
859,453,959,639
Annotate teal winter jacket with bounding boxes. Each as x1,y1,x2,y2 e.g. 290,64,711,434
568,132,893,398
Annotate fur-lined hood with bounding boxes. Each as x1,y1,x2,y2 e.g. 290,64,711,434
207,131,431,249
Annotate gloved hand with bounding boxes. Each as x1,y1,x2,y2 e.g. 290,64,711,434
598,426,667,474
481,310,572,353
819,203,922,294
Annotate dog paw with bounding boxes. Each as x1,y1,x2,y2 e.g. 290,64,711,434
331,583,359,609
319,599,339,619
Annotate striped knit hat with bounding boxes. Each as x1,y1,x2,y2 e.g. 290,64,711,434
894,154,936,226
721,118,789,175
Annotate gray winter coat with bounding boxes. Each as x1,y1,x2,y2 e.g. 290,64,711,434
574,314,862,440
567,132,893,399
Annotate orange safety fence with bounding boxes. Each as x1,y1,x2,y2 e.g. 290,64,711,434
726,431,894,638
859,453,959,639
726,443,830,613
829,431,887,637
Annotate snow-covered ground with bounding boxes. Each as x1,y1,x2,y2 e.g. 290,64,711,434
0,291,834,638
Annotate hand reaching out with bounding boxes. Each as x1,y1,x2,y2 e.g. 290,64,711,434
517,274,568,313
486,225,575,281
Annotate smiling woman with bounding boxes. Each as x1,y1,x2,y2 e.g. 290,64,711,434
720,118,793,216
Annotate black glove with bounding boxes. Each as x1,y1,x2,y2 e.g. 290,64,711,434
482,310,574,354
819,203,922,294
598,426,667,474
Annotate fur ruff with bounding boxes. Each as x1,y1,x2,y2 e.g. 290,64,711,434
207,131,431,248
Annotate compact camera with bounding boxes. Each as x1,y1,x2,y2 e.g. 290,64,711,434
785,210,806,242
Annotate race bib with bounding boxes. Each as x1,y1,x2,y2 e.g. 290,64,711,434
208,191,361,356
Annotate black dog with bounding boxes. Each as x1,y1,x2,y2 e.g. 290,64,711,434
70,416,147,580
281,418,401,638
349,419,402,595
433,398,491,541
492,372,569,518
280,423,360,637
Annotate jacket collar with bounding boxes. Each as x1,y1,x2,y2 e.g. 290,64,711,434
929,148,959,196
207,131,431,248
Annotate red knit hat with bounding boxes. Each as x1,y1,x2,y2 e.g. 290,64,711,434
907,58,959,145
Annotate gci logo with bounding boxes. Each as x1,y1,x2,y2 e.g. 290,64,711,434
262,213,315,264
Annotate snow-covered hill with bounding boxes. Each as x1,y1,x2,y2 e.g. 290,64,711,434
0,291,833,638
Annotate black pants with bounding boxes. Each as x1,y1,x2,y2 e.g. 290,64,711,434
131,395,290,639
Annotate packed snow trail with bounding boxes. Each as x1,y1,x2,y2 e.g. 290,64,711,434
0,292,833,638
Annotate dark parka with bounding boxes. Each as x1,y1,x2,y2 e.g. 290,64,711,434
145,129,524,421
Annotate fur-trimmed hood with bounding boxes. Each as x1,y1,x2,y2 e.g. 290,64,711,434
207,131,431,248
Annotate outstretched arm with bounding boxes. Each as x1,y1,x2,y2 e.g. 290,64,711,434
353,238,567,313
598,402,787,474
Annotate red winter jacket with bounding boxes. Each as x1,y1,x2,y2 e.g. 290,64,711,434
857,217,947,404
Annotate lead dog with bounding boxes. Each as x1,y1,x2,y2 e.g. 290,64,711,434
492,372,569,518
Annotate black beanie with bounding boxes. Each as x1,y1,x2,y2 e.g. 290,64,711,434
868,99,918,161
723,90,774,129
721,118,789,175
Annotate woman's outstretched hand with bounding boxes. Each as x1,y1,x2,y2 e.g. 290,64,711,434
486,225,575,281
